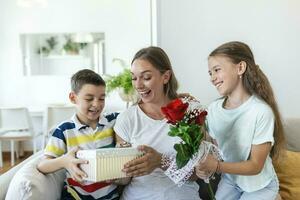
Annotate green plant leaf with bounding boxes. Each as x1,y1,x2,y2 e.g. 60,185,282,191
46,36,57,50
105,68,134,94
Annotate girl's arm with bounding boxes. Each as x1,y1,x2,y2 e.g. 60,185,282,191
197,142,272,176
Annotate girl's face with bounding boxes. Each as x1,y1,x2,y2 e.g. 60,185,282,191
131,59,170,104
208,55,241,96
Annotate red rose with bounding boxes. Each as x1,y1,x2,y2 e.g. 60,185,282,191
195,110,207,125
161,98,189,124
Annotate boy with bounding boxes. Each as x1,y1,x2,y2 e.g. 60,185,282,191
37,69,119,200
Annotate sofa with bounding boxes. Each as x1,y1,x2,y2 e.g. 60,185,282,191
273,118,300,200
0,118,299,200
0,151,65,200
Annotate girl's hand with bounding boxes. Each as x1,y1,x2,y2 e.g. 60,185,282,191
122,145,162,177
62,147,88,182
195,169,212,180
197,154,218,172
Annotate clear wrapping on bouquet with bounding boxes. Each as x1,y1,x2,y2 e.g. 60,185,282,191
76,147,143,182
164,141,222,186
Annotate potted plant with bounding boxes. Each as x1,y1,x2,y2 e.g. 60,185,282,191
37,36,57,56
105,68,137,104
46,36,58,51
63,35,80,55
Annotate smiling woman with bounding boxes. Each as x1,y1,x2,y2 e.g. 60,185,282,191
113,46,201,200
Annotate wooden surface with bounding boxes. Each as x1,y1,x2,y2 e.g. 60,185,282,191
0,151,32,175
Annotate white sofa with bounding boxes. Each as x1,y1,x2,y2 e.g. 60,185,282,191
0,151,65,200
0,118,298,200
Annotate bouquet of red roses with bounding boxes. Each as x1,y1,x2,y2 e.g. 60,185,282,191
161,98,207,168
161,98,221,200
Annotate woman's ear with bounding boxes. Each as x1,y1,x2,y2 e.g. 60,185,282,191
69,92,77,104
237,61,247,76
163,70,171,84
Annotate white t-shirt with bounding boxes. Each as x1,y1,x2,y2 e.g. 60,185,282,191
207,95,277,192
114,105,200,200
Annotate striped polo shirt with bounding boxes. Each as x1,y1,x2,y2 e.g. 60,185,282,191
44,112,119,200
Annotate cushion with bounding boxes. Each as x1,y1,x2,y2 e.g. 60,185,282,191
273,150,300,200
284,118,300,152
0,151,44,199
5,156,66,200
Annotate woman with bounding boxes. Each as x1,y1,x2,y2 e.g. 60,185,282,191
114,46,200,200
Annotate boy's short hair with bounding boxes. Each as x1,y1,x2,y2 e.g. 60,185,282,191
71,69,106,94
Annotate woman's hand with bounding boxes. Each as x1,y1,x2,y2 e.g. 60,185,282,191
178,93,196,101
122,145,162,177
62,147,88,182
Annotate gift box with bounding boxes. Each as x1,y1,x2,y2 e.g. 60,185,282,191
76,147,143,182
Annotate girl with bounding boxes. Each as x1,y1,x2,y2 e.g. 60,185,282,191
196,41,285,199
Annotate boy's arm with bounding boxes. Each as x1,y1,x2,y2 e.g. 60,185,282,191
37,155,66,173
37,147,88,182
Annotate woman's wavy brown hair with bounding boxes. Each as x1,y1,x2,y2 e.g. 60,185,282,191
209,41,285,161
131,46,179,100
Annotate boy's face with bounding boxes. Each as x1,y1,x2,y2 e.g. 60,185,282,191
69,84,106,126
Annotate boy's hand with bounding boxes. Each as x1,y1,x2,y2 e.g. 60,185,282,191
62,147,88,182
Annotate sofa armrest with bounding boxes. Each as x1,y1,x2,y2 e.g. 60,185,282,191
0,151,44,199
284,118,300,152
4,151,66,200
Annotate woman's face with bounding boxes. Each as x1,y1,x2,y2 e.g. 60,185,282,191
131,59,170,104
208,55,241,96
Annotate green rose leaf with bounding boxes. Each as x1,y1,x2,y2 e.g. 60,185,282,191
174,143,193,169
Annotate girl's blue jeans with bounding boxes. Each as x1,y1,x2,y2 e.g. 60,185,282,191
215,175,279,200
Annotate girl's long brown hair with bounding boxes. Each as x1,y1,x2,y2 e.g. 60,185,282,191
209,41,285,161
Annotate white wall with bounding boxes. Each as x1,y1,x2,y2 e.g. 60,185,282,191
0,0,153,151
0,0,152,110
157,0,300,118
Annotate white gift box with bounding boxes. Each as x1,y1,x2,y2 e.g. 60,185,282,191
76,147,143,182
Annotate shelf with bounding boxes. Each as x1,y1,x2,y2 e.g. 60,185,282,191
33,54,89,60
